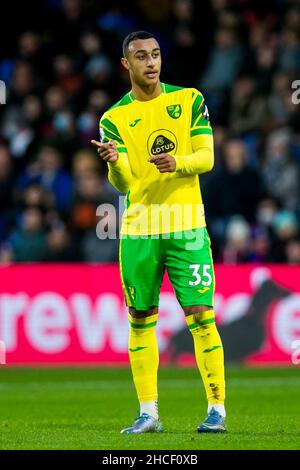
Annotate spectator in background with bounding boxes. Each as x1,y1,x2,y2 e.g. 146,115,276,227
10,207,47,262
71,168,118,262
22,95,43,136
79,31,114,89
202,28,243,92
77,90,110,145
256,197,279,230
221,216,251,264
52,0,90,54
210,126,226,169
45,222,80,262
0,242,14,265
0,146,15,240
82,210,119,263
262,129,300,212
72,148,102,178
1,113,35,162
0,145,14,207
267,72,293,128
15,185,58,239
271,210,299,262
254,44,277,95
167,0,209,86
44,86,68,119
52,54,83,96
16,145,73,213
285,238,300,265
250,225,272,263
204,138,264,242
229,76,267,138
79,30,102,67
17,31,50,78
200,27,244,122
278,29,300,74
71,170,115,232
229,75,267,164
9,61,36,104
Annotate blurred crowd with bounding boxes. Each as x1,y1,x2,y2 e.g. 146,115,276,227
0,0,300,264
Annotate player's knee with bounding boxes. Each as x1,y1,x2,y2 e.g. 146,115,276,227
128,307,158,336
129,306,158,319
183,305,213,317
184,307,215,334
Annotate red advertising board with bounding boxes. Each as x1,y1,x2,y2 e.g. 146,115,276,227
0,264,299,366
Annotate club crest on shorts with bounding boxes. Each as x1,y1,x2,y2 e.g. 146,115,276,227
128,286,136,301
166,104,182,119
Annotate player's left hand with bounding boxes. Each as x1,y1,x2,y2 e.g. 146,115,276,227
148,153,176,173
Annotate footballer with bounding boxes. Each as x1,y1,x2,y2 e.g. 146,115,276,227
91,31,226,434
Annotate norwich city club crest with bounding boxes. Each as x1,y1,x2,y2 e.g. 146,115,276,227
128,286,136,302
166,104,182,119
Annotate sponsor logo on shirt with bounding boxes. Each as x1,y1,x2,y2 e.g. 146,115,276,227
147,129,178,156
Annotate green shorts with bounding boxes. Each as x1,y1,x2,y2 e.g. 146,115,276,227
119,227,215,310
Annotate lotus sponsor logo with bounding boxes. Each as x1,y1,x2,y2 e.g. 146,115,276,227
147,129,178,156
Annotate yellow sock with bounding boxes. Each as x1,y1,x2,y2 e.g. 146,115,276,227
186,310,225,405
128,313,159,402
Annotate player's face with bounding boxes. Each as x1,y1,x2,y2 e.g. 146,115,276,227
122,38,161,87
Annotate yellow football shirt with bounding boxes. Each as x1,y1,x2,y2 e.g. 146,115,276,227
99,82,213,235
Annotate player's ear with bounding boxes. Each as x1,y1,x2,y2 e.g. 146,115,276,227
121,57,130,71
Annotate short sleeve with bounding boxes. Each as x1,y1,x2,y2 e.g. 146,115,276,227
190,89,213,138
99,113,127,154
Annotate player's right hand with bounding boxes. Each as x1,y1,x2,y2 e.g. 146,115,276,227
91,139,118,162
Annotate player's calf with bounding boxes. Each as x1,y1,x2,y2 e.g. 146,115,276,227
184,306,226,431
123,307,162,433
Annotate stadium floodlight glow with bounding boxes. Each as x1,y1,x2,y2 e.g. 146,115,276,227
0,80,6,104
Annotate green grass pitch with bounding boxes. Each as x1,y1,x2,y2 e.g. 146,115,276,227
0,366,299,450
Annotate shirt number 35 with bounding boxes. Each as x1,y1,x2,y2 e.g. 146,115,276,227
188,264,213,287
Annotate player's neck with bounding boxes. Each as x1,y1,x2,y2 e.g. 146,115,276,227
130,81,162,102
